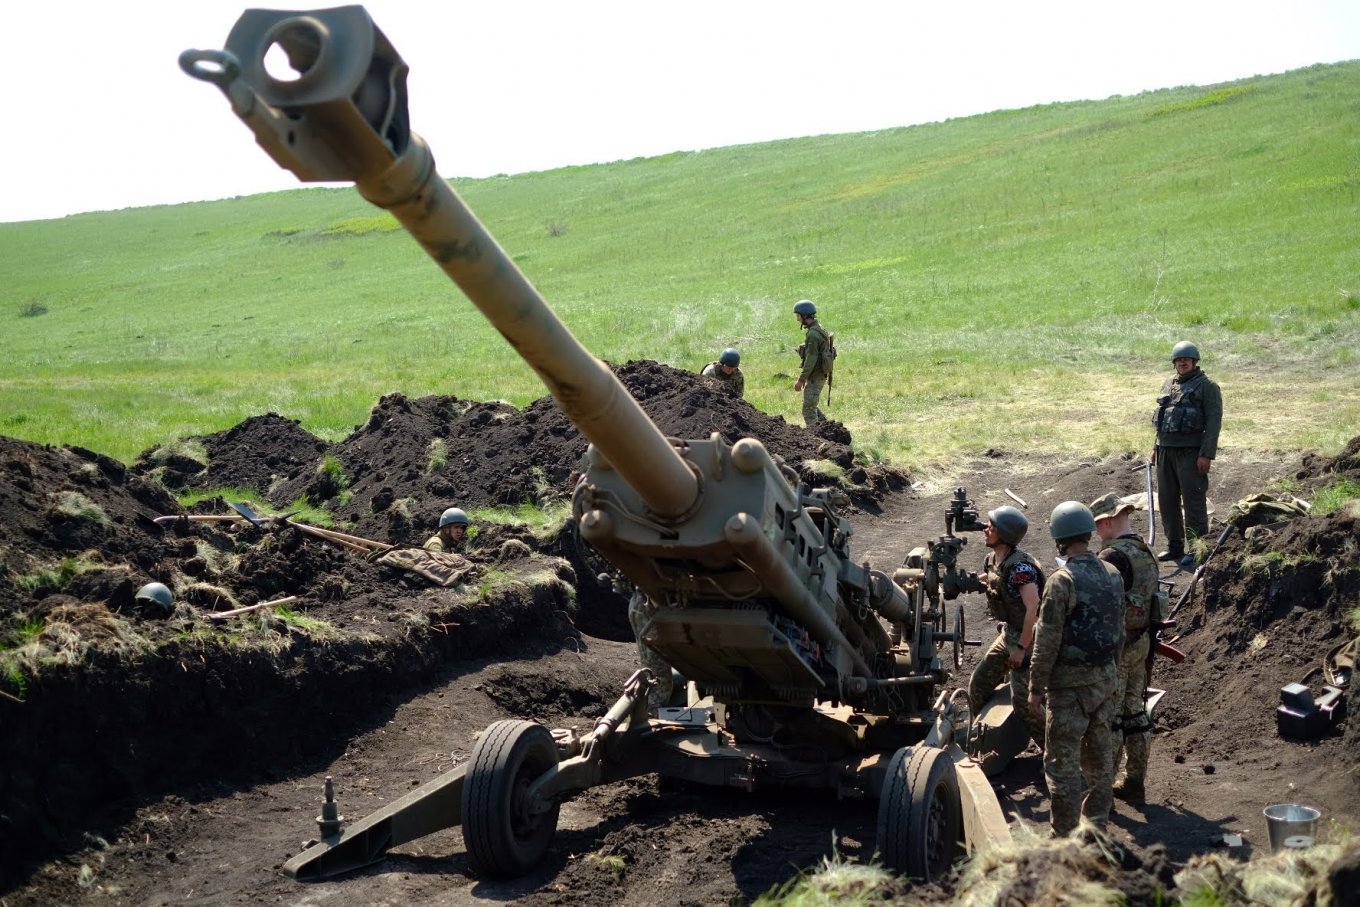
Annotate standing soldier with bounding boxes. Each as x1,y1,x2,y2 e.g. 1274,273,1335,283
700,348,745,397
791,299,832,426
967,505,1046,748
1090,492,1160,805
424,507,470,553
1152,340,1223,570
1027,501,1125,837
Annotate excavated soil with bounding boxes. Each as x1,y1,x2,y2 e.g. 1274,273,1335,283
1,366,1357,906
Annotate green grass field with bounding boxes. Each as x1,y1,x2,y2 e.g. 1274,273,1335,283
2,61,1357,468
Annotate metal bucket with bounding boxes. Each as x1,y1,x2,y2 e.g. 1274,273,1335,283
1263,803,1320,853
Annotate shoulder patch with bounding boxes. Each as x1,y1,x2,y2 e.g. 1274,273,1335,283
1006,561,1039,589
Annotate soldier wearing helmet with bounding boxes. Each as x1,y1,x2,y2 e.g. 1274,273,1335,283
1151,340,1223,570
967,505,1047,748
424,506,471,553
791,299,832,426
1026,501,1125,837
1090,492,1159,805
700,348,745,397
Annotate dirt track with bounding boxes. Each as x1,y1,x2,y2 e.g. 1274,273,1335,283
2,371,1358,905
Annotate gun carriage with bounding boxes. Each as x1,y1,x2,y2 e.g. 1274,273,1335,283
182,6,1011,883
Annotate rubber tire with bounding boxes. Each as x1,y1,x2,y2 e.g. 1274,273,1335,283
877,746,963,881
461,719,561,878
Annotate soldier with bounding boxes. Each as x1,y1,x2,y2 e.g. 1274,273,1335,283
135,582,174,617
700,347,745,397
1027,501,1125,837
966,505,1046,748
791,299,832,426
424,506,470,553
1090,492,1160,805
1151,340,1223,570
627,589,674,711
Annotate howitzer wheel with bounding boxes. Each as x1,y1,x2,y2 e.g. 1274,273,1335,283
461,719,561,878
877,746,962,881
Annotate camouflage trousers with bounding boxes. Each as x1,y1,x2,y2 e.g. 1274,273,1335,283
802,380,826,426
1042,677,1117,836
627,590,673,710
1111,631,1152,784
968,630,1046,748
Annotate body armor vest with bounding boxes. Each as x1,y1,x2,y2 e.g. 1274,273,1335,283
985,547,1044,631
1107,535,1158,632
1153,371,1208,433
1056,553,1123,668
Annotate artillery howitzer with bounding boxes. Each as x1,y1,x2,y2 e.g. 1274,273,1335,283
182,7,1009,883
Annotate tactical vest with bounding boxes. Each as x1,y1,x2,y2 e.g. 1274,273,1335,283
1055,553,1123,668
1152,371,1208,434
985,547,1044,632
703,362,738,384
1106,535,1158,633
800,324,832,380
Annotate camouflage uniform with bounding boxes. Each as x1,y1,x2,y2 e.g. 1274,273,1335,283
1029,552,1125,836
967,547,1047,747
797,319,832,426
627,589,674,710
1153,366,1223,547
423,532,467,554
700,361,746,397
1099,533,1160,796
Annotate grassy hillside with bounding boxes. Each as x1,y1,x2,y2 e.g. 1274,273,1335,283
2,61,1357,468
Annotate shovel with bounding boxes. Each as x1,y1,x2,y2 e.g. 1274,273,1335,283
231,502,390,555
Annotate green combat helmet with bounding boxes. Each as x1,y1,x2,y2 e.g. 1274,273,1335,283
1049,501,1096,540
439,507,469,527
135,582,174,615
986,506,1028,545
719,348,741,367
793,300,817,316
1171,340,1200,361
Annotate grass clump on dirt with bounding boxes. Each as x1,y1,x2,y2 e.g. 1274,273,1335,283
1311,478,1360,516
425,438,449,474
0,604,151,692
270,606,337,639
470,501,572,539
15,556,94,593
1175,841,1357,907
174,486,257,509
51,491,110,526
754,846,907,907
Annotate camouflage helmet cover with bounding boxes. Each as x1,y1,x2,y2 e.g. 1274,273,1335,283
1171,340,1200,361
439,506,469,527
793,299,817,316
1049,501,1097,540
1089,492,1138,522
986,506,1029,545
719,347,741,367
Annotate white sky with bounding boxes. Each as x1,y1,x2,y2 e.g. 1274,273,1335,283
2,1,1358,224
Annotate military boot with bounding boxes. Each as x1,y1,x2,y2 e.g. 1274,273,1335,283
1113,777,1146,804
1156,544,1184,563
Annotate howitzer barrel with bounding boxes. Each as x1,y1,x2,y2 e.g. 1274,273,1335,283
181,7,698,519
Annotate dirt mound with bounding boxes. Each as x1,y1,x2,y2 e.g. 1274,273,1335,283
131,412,330,493
0,438,177,599
1296,433,1360,483
241,360,904,545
